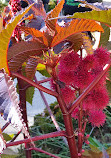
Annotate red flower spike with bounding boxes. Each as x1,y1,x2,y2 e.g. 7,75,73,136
94,46,110,66
61,86,75,104
59,50,80,71
88,110,106,127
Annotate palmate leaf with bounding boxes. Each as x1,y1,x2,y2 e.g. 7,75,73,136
51,18,104,47
8,41,47,72
0,4,34,74
82,33,94,54
20,26,48,46
46,0,64,34
70,10,111,27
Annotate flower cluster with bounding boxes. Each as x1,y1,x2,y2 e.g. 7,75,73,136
51,47,110,127
10,0,21,15
10,0,24,41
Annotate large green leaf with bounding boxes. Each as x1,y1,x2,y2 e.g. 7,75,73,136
99,23,110,47
0,4,34,74
71,10,111,26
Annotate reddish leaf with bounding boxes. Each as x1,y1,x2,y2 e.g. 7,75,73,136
25,57,38,80
8,41,48,72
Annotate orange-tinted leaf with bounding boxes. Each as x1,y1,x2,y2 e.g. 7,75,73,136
51,19,104,47
46,0,64,34
20,26,48,46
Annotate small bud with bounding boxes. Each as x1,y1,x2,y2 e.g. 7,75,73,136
86,134,90,138
85,140,90,144
78,132,83,137
82,149,85,153
78,153,81,157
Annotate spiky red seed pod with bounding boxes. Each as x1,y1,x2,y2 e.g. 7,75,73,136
59,50,80,71
83,87,109,110
71,107,79,119
58,70,75,85
81,55,96,71
94,46,110,66
61,86,75,104
88,110,106,127
73,69,92,89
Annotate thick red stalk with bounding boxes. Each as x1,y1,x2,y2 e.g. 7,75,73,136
78,102,83,155
51,68,78,158
6,131,66,147
69,60,111,114
17,77,31,158
29,147,60,158
12,72,58,97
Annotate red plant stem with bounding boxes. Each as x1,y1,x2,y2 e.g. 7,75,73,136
82,120,87,135
12,72,58,97
37,78,51,84
6,131,66,147
29,147,60,158
51,68,78,158
34,76,68,145
10,130,22,142
78,91,83,155
69,60,111,114
17,76,31,158
1,122,10,132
